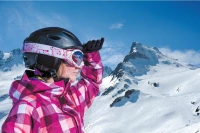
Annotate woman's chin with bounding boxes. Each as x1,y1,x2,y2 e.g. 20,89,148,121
69,77,76,82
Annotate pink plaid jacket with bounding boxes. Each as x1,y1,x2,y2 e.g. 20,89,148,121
2,52,103,133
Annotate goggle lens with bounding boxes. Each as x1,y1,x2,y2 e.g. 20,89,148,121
72,51,83,66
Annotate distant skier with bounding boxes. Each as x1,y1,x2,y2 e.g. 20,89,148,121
2,27,104,133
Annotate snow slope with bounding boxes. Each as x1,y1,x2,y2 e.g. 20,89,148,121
85,65,200,133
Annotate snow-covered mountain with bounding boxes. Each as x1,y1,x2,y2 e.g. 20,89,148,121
1,43,200,133
0,49,24,72
0,49,25,127
84,42,200,133
103,66,112,78
0,49,25,98
111,42,183,80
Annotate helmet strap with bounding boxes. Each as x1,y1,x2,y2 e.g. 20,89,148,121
35,62,50,74
34,58,69,83
49,69,59,82
50,69,69,85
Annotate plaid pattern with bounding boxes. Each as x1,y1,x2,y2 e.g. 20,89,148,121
2,51,103,133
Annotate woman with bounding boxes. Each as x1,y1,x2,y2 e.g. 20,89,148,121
2,27,104,133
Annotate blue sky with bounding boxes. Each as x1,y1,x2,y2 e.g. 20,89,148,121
0,1,200,69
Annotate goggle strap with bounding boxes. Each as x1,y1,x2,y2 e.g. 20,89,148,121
23,43,84,68
23,43,69,60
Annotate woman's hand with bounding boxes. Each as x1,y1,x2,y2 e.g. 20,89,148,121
83,38,104,53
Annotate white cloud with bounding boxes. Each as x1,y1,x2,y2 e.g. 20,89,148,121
110,23,124,29
100,40,126,69
102,54,124,66
79,38,125,69
4,2,70,36
159,47,200,66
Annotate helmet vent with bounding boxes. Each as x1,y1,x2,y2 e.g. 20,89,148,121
63,31,76,39
49,35,60,40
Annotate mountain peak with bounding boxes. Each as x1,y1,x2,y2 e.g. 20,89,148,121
129,42,144,54
129,42,161,55
124,42,160,63
111,42,183,81
11,48,22,55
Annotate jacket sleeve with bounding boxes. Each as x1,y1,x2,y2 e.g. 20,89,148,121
69,51,103,117
1,101,39,133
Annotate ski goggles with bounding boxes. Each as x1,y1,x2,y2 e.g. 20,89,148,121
22,43,84,68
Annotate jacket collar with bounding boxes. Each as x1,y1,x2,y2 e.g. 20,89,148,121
9,70,70,104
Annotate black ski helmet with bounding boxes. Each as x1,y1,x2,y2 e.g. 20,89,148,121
23,27,83,77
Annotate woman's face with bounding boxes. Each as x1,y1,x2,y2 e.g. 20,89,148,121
57,61,81,82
